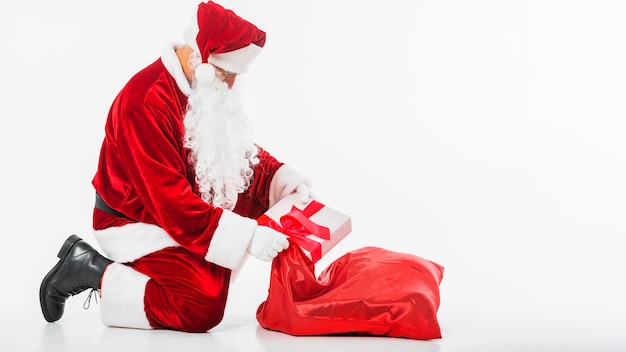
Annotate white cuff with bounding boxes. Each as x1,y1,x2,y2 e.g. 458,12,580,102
269,165,312,208
100,263,152,329
205,210,257,270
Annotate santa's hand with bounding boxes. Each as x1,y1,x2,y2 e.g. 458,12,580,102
247,226,290,262
295,183,316,203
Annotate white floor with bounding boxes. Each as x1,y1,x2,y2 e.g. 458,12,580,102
5,288,626,352
3,236,625,352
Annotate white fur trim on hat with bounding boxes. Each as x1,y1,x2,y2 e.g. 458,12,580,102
205,210,257,270
100,263,152,329
183,10,200,53
207,44,263,75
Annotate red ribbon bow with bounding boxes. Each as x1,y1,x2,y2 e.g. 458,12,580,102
258,200,330,262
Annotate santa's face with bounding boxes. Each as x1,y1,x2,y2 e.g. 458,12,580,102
182,68,257,210
212,65,238,89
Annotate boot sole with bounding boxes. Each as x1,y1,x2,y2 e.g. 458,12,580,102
39,235,83,322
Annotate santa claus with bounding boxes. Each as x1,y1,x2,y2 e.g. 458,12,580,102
40,1,313,332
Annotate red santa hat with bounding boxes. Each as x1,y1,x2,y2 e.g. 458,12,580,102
183,1,266,84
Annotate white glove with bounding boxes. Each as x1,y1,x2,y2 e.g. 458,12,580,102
295,183,316,203
247,226,290,262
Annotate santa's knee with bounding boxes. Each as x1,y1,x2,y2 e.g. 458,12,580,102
174,297,227,332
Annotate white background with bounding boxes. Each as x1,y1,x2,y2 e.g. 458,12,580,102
1,0,625,351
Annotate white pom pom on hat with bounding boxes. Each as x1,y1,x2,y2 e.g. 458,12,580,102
194,63,216,84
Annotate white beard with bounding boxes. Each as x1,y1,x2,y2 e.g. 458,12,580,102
183,78,258,210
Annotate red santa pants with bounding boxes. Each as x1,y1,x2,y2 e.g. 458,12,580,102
101,246,231,332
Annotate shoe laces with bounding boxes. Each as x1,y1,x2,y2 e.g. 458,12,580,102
83,288,100,310
67,283,91,296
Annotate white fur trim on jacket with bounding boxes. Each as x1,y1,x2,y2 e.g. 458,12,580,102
94,212,256,270
161,43,193,97
93,222,179,264
205,210,257,270
100,263,152,329
269,165,313,208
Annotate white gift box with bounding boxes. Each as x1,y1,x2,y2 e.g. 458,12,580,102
260,193,352,263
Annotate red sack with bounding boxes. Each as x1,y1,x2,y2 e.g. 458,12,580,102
256,243,444,339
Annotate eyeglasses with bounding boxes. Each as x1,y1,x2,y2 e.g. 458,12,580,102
214,65,237,77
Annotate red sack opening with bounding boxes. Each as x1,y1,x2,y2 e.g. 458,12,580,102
256,244,444,340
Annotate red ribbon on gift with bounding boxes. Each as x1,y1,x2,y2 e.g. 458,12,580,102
257,200,331,262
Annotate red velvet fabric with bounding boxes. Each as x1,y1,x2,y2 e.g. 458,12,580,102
126,246,231,332
92,59,283,257
195,1,266,62
257,244,444,340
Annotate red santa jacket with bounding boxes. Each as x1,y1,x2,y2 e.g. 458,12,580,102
91,46,308,269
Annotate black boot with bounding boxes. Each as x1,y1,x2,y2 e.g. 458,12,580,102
40,234,113,322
